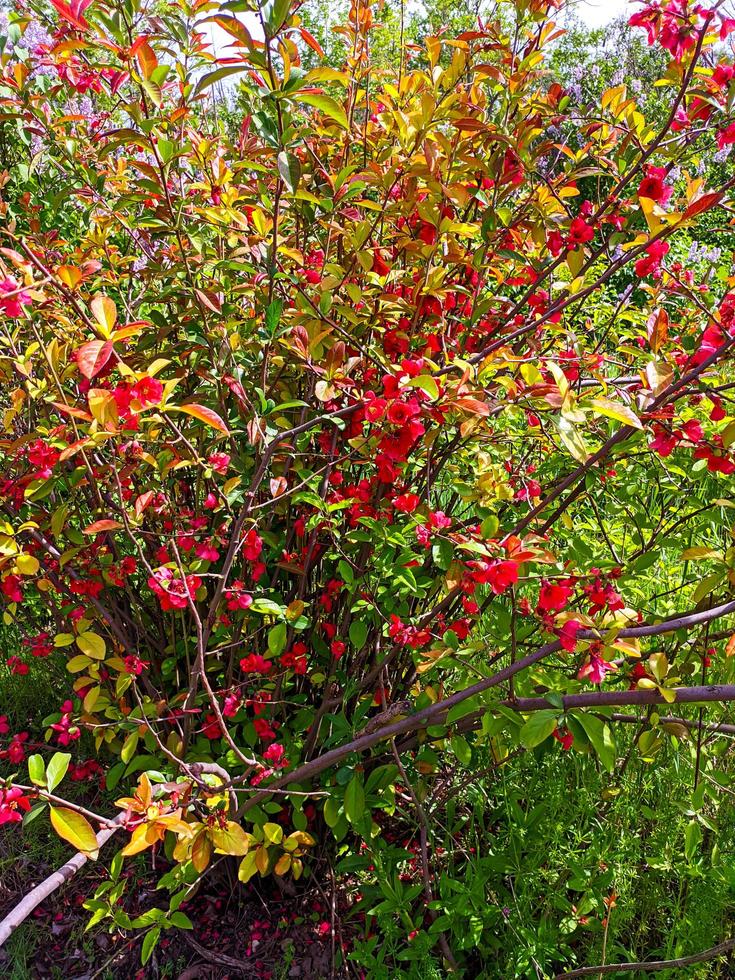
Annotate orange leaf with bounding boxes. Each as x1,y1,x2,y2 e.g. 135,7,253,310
646,308,668,355
134,39,157,79
135,491,155,517
51,401,93,422
170,403,230,434
298,27,325,58
83,519,124,535
454,397,491,416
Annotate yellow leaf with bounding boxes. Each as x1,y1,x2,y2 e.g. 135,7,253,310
555,416,589,462
238,851,258,883
211,821,250,856
121,823,154,857
192,832,213,872
77,632,106,660
16,554,40,575
50,806,99,858
588,397,643,430
681,547,721,561
274,853,291,876
90,295,117,336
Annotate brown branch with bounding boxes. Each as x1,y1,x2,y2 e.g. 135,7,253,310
554,936,735,978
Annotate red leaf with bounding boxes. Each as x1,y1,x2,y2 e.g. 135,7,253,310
76,340,114,379
683,192,723,220
48,0,91,31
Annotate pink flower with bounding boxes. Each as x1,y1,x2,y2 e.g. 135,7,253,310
123,655,149,676
578,653,615,685
208,452,230,473
7,656,28,676
557,620,581,652
0,278,31,318
148,566,202,611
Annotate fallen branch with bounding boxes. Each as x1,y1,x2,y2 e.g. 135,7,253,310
0,814,125,947
554,936,735,977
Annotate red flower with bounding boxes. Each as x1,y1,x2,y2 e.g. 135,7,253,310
1,575,23,603
240,653,273,674
637,166,672,205
536,579,573,615
0,787,31,825
567,216,594,247
130,376,163,407
634,240,669,278
242,528,263,561
393,493,420,513
201,713,222,739
553,727,573,751
482,560,519,595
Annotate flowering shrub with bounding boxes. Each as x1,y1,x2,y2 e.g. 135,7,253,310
1,0,735,970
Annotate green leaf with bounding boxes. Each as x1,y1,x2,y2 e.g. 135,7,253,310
407,375,439,400
263,821,283,844
193,66,246,98
575,713,616,772
169,911,194,930
28,754,46,787
450,735,472,765
46,752,71,792
292,93,348,129
141,927,161,965
344,776,365,824
268,622,287,657
349,620,368,650
519,710,558,749
277,151,301,192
